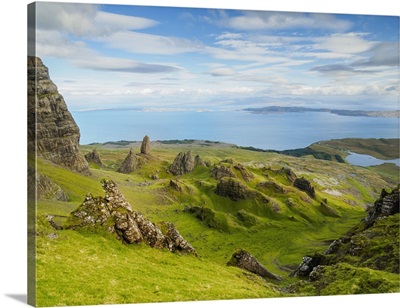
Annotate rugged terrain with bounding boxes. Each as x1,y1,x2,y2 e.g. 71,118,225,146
29,56,399,307
31,138,399,306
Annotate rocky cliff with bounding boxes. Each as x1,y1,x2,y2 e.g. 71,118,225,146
27,56,89,174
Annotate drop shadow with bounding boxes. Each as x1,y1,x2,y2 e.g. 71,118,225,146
5,294,27,304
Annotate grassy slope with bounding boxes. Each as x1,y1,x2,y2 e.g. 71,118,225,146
33,143,398,306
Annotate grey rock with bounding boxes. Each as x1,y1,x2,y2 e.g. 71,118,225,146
85,149,103,167
211,165,235,180
27,56,90,175
67,179,195,254
294,177,315,197
169,150,197,175
365,187,399,225
118,148,138,173
29,166,69,201
234,164,254,182
227,249,283,281
215,177,251,201
140,135,151,155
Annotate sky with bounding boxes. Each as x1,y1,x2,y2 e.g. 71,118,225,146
29,2,399,112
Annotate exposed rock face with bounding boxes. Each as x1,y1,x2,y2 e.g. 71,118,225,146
293,177,315,197
278,167,297,183
118,148,138,173
27,56,90,175
140,135,151,155
85,149,103,167
169,150,197,175
227,249,283,281
211,165,235,180
365,187,399,226
169,179,183,192
28,166,69,201
257,180,287,194
291,186,400,280
194,154,207,167
67,179,195,254
291,254,327,277
215,177,251,201
234,164,254,182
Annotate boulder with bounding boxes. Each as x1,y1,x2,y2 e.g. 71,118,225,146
227,249,283,281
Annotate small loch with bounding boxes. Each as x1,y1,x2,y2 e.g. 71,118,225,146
346,152,400,167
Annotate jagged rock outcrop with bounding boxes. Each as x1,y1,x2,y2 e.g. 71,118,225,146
27,56,90,175
85,149,103,167
257,180,287,194
169,179,183,192
140,135,151,155
211,165,236,180
227,249,283,281
293,177,315,197
365,186,399,226
194,154,207,167
291,254,328,277
66,179,195,254
276,167,297,183
215,177,251,201
118,148,138,173
28,166,69,201
291,186,400,280
169,150,205,175
234,164,254,182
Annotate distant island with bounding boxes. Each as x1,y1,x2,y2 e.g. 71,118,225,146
244,106,399,118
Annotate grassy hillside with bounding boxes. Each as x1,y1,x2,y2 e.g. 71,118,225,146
32,141,399,306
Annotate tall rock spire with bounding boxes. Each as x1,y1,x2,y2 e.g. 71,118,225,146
28,56,90,174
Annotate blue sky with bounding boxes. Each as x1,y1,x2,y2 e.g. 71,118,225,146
31,2,399,112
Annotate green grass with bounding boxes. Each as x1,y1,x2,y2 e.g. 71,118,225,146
319,138,399,160
292,263,400,296
36,226,279,306
33,142,399,306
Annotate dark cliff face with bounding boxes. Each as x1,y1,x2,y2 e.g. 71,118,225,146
28,56,90,174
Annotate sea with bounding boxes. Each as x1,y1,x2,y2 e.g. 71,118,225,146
72,109,399,152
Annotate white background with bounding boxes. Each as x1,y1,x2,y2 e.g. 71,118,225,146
0,0,399,307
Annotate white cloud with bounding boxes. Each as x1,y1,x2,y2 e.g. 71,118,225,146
74,56,182,74
314,33,377,54
36,2,157,37
206,67,236,76
97,31,206,55
213,11,352,31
